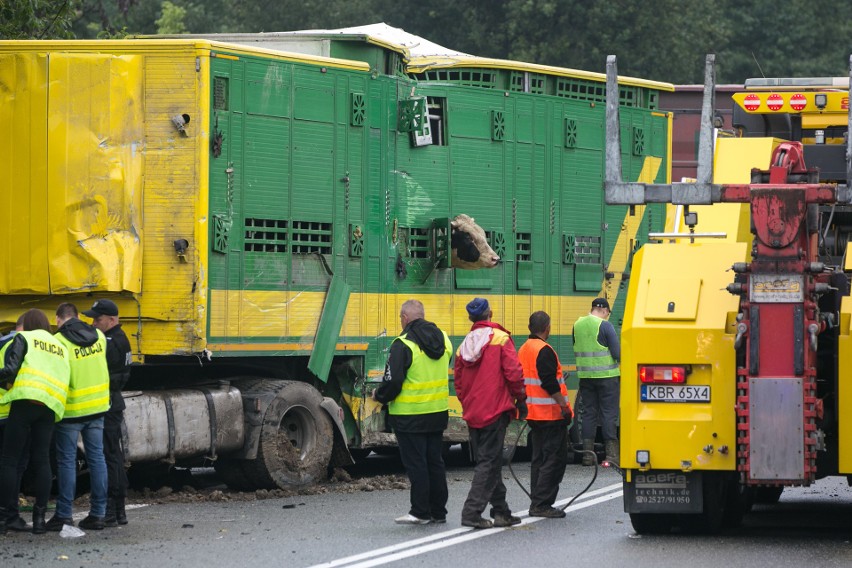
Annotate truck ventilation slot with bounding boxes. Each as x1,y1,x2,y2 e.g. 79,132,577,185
423,69,496,88
291,221,332,255
510,71,546,94
574,235,602,264
244,218,288,252
407,227,432,259
515,232,531,261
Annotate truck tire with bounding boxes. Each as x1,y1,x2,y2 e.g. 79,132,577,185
629,513,675,534
753,486,783,504
213,458,256,491
243,380,334,489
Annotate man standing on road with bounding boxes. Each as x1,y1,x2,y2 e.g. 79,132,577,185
519,311,573,518
49,303,111,531
373,299,452,525
84,299,132,527
455,298,526,529
572,297,620,465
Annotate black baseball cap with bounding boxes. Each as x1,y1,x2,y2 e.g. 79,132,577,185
83,299,119,317
591,297,610,310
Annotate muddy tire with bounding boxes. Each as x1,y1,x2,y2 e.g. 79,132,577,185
242,380,334,489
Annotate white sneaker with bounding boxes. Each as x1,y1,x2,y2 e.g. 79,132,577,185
395,513,430,525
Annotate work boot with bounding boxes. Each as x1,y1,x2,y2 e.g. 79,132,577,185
45,515,74,532
461,517,493,529
490,509,521,527
582,439,596,466
104,499,118,528
6,515,29,532
78,515,106,531
32,505,47,535
605,439,620,464
529,506,567,518
115,498,128,526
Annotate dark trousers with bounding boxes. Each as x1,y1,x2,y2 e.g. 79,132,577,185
579,376,620,441
395,430,448,520
529,420,569,510
104,409,127,499
461,413,511,522
0,401,55,518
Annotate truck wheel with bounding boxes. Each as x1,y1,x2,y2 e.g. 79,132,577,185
629,513,675,534
753,486,783,504
213,458,256,491
681,473,726,534
244,380,334,489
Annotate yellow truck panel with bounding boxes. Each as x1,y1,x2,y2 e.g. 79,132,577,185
0,42,209,358
0,53,50,294
621,240,747,471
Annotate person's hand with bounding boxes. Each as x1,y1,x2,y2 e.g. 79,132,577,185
560,404,573,422
370,388,377,401
515,400,528,421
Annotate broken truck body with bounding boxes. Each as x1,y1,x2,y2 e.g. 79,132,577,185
0,25,672,488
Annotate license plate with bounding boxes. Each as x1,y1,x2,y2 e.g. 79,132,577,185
641,384,710,402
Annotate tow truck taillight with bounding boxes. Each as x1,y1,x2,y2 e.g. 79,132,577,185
639,366,687,384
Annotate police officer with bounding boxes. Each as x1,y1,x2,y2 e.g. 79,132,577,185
84,299,132,526
48,303,111,531
0,309,71,535
572,297,621,465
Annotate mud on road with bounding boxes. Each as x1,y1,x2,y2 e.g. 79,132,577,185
61,446,473,509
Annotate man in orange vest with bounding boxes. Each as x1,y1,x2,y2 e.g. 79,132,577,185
518,311,573,519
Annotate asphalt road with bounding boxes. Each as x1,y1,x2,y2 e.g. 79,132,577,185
2,450,852,567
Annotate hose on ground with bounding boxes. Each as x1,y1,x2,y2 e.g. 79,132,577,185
505,419,601,513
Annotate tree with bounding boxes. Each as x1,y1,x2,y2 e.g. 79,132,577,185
0,0,80,39
156,1,187,34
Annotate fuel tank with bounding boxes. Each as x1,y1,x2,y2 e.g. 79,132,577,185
122,384,245,462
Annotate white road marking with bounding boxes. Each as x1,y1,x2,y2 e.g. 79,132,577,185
309,482,623,568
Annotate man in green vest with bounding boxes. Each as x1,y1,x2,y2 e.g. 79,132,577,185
47,303,111,532
572,297,621,466
373,299,451,525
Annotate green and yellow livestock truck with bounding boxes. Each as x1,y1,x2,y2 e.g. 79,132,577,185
0,24,673,489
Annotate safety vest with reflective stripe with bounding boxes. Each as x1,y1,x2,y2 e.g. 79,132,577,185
0,330,71,421
573,315,619,379
0,339,11,421
388,332,451,416
519,338,569,421
55,330,111,419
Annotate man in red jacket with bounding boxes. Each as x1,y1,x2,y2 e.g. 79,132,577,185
455,298,527,529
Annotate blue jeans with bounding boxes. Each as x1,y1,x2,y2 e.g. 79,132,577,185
55,417,108,518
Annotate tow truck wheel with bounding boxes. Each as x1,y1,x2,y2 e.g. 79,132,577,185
753,486,783,504
243,380,334,489
681,473,726,534
629,513,675,534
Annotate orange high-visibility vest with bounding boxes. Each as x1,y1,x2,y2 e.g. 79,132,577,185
519,338,569,421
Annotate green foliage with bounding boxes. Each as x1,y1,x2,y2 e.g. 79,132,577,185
0,0,80,39
8,0,852,83
156,1,187,34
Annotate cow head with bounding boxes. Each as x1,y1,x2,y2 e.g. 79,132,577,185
450,214,500,270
